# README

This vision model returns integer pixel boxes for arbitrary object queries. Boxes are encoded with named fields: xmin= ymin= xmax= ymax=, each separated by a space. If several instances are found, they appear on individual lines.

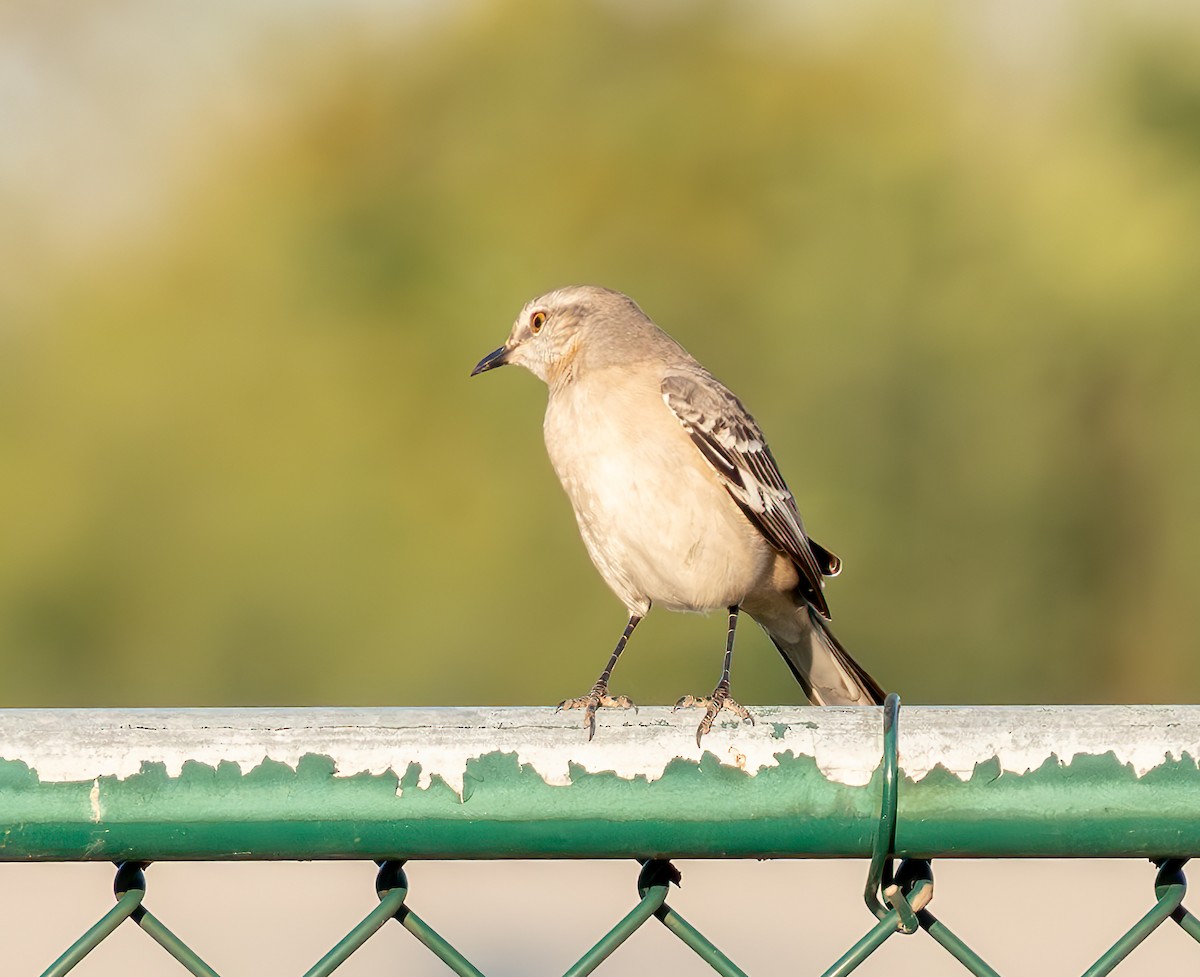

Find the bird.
xmin=471 ymin=285 xmax=885 ymax=745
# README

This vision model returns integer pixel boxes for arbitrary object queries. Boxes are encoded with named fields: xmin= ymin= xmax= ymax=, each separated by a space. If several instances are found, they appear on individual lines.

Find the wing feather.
xmin=662 ymin=369 xmax=834 ymax=618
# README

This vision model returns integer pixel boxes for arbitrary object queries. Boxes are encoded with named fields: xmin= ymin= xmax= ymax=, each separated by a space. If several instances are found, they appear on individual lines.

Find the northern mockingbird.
xmin=472 ymin=285 xmax=885 ymax=744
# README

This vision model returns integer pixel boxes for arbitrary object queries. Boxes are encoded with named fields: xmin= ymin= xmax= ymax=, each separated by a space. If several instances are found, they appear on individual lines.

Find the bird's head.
xmin=471 ymin=285 xmax=649 ymax=386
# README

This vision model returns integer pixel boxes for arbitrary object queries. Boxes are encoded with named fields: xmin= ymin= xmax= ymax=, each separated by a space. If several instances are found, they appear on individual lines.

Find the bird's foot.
xmin=674 ymin=684 xmax=756 ymax=747
xmin=557 ymin=683 xmax=637 ymax=741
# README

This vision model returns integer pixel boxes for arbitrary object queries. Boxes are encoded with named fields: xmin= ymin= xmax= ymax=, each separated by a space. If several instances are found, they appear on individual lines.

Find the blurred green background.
xmin=1 ymin=0 xmax=1198 ymax=709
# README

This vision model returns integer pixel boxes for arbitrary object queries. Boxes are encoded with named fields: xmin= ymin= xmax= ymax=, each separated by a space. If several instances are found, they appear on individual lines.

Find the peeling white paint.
xmin=88 ymin=778 xmax=101 ymax=822
xmin=1 ymin=705 xmax=1198 ymax=799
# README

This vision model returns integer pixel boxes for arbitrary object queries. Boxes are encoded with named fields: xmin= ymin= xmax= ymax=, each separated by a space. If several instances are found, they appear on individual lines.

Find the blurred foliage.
xmin=1 ymin=0 xmax=1198 ymax=707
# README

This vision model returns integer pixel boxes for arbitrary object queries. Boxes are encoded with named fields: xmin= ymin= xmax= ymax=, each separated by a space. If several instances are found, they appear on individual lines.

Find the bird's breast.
xmin=542 ymin=378 xmax=771 ymax=613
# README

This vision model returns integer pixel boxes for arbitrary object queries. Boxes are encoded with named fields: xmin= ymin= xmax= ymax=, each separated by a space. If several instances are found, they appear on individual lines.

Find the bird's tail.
xmin=760 ymin=604 xmax=885 ymax=706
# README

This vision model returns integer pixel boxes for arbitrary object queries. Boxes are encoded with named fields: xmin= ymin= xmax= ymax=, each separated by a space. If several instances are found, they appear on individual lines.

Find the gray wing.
xmin=662 ymin=369 xmax=835 ymax=618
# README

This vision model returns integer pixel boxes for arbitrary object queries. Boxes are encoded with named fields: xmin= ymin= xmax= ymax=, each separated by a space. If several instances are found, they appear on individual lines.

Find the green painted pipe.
xmin=1 ymin=705 xmax=1198 ymax=861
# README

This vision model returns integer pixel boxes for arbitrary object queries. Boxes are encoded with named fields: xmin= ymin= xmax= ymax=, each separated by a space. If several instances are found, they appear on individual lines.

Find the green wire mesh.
xmin=34 ymin=854 xmax=1200 ymax=976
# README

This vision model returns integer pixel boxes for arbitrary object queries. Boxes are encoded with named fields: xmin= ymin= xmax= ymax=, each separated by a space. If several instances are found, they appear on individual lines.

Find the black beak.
xmin=471 ymin=345 xmax=510 ymax=377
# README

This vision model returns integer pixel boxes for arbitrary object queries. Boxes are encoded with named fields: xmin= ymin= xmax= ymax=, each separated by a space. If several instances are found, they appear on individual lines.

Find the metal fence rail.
xmin=3 ymin=697 xmax=1200 ymax=975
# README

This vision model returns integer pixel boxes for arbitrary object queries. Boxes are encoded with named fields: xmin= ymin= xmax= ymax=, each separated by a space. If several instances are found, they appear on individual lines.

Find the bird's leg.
xmin=558 ymin=613 xmax=641 ymax=741
xmin=674 ymin=605 xmax=755 ymax=746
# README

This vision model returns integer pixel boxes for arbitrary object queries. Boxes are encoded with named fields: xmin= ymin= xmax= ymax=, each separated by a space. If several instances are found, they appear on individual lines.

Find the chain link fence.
xmin=6 ymin=696 xmax=1200 ymax=975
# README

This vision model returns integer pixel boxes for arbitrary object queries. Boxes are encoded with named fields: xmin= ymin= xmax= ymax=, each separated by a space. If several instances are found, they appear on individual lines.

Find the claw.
xmin=557 ymin=684 xmax=637 ymax=741
xmin=676 ymin=685 xmax=756 ymax=745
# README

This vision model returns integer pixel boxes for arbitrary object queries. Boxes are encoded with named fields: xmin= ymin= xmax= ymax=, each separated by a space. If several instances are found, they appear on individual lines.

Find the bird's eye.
xmin=530 ymin=311 xmax=546 ymax=334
